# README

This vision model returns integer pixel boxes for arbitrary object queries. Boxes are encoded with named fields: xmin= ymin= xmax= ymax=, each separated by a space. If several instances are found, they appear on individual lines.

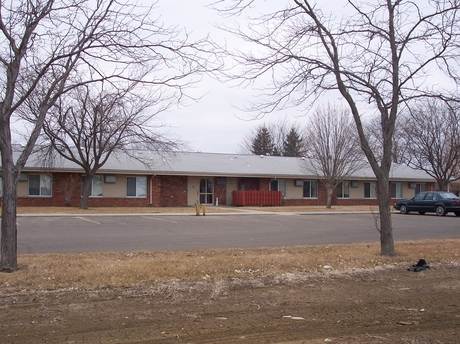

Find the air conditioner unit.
xmin=408 ymin=182 xmax=416 ymax=189
xmin=18 ymin=173 xmax=28 ymax=182
xmin=105 ymin=175 xmax=116 ymax=183
xmin=294 ymin=180 xmax=304 ymax=187
xmin=350 ymin=181 xmax=359 ymax=188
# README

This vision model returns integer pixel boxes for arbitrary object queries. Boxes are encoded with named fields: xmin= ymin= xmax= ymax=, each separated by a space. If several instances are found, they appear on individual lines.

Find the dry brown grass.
xmin=242 ymin=205 xmax=380 ymax=212
xmin=1 ymin=239 xmax=459 ymax=294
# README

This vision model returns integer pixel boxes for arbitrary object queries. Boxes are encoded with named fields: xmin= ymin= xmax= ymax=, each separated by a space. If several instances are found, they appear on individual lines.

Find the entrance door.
xmin=199 ymin=178 xmax=213 ymax=204
xmin=271 ymin=180 xmax=286 ymax=198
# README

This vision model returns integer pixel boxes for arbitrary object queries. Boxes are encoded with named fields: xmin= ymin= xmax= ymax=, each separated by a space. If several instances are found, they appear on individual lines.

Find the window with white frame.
xmin=81 ymin=175 xmax=103 ymax=197
xmin=271 ymin=180 xmax=286 ymax=198
xmin=127 ymin=176 xmax=147 ymax=197
xmin=303 ymin=180 xmax=318 ymax=198
xmin=28 ymin=174 xmax=52 ymax=196
xmin=364 ymin=182 xmax=377 ymax=199
xmin=337 ymin=181 xmax=350 ymax=198
xmin=391 ymin=182 xmax=403 ymax=199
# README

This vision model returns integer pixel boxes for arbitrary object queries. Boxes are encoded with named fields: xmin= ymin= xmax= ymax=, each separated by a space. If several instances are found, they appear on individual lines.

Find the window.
xmin=271 ymin=180 xmax=287 ymax=198
xmin=127 ymin=176 xmax=147 ymax=197
xmin=199 ymin=178 xmax=213 ymax=204
xmin=81 ymin=175 xmax=103 ymax=197
xmin=424 ymin=192 xmax=436 ymax=201
xmin=415 ymin=183 xmax=427 ymax=194
xmin=364 ymin=182 xmax=377 ymax=199
xmin=303 ymin=180 xmax=318 ymax=198
xmin=414 ymin=192 xmax=426 ymax=201
xmin=391 ymin=182 xmax=402 ymax=199
xmin=29 ymin=174 xmax=52 ymax=196
xmin=337 ymin=181 xmax=350 ymax=198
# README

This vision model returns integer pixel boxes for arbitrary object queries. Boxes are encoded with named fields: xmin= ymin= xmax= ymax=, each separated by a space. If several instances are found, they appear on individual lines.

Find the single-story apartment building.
xmin=1 ymin=150 xmax=435 ymax=208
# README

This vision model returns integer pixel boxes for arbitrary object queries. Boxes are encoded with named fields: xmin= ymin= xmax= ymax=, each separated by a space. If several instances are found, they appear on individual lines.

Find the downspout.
xmin=150 ymin=174 xmax=156 ymax=205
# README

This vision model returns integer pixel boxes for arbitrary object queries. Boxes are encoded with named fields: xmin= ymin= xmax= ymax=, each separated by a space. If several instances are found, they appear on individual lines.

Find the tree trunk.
xmin=326 ymin=186 xmax=333 ymax=209
xmin=437 ymin=179 xmax=449 ymax=191
xmin=377 ymin=176 xmax=395 ymax=256
xmin=1 ymin=157 xmax=19 ymax=272
xmin=80 ymin=175 xmax=92 ymax=209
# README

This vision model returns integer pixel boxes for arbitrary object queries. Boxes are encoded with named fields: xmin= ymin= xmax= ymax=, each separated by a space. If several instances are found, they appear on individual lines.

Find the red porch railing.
xmin=232 ymin=190 xmax=283 ymax=206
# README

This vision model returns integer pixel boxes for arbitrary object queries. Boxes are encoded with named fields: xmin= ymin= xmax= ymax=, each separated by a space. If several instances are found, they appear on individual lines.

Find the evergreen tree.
xmin=272 ymin=146 xmax=281 ymax=156
xmin=283 ymin=127 xmax=305 ymax=157
xmin=251 ymin=126 xmax=275 ymax=155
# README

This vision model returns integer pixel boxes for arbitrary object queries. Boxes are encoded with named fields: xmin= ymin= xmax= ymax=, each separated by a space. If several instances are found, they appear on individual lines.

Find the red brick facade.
xmin=17 ymin=173 xmax=81 ymax=207
xmin=214 ymin=178 xmax=227 ymax=206
xmin=157 ymin=175 xmax=188 ymax=207
xmin=238 ymin=177 xmax=262 ymax=191
xmin=13 ymin=173 xmax=188 ymax=208
xmin=4 ymin=172 xmax=436 ymax=208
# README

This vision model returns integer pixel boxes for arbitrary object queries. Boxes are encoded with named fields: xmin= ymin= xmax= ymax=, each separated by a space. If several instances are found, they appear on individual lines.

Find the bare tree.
xmin=32 ymin=82 xmax=182 ymax=209
xmin=0 ymin=0 xmax=217 ymax=271
xmin=213 ymin=0 xmax=460 ymax=255
xmin=401 ymin=99 xmax=460 ymax=191
xmin=301 ymin=104 xmax=365 ymax=208
xmin=364 ymin=115 xmax=407 ymax=165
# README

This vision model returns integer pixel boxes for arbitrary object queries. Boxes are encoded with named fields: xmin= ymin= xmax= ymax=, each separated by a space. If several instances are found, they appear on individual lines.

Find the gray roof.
xmin=14 ymin=150 xmax=434 ymax=182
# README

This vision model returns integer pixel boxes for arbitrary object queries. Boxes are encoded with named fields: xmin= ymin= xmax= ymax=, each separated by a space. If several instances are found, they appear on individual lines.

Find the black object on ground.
xmin=408 ymin=259 xmax=430 ymax=272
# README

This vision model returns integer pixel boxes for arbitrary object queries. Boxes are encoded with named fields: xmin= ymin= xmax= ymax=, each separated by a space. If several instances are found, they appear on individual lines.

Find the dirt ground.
xmin=0 ymin=264 xmax=459 ymax=343
xmin=1 ymin=207 xmax=458 ymax=343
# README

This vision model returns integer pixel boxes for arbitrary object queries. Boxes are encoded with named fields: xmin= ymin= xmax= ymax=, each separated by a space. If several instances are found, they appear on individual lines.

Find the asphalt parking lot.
xmin=16 ymin=212 xmax=460 ymax=254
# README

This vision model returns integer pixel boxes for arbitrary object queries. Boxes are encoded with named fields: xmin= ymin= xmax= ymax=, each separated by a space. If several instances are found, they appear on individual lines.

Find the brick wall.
xmin=17 ymin=172 xmax=81 ymax=207
xmin=214 ymin=177 xmax=227 ymax=206
xmin=10 ymin=173 xmax=189 ymax=208
xmin=150 ymin=176 xmax=162 ymax=207
xmin=159 ymin=175 xmax=187 ymax=207
xmin=260 ymin=178 xmax=271 ymax=190
xmin=5 ymin=171 xmax=436 ymax=209
xmin=16 ymin=172 xmax=155 ymax=208
xmin=238 ymin=178 xmax=260 ymax=191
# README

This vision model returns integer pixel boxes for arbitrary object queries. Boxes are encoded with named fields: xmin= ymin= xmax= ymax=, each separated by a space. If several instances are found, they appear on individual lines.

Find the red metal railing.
xmin=232 ymin=190 xmax=283 ymax=206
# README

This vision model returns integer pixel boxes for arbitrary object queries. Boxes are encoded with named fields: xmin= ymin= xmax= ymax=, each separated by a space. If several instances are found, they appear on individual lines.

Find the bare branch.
xmin=401 ymin=98 xmax=460 ymax=191
xmin=300 ymin=103 xmax=366 ymax=208
xmin=239 ymin=118 xmax=306 ymax=156
xmin=211 ymin=0 xmax=460 ymax=255
xmin=0 ymin=0 xmax=219 ymax=270
xmin=30 ymin=81 xmax=183 ymax=208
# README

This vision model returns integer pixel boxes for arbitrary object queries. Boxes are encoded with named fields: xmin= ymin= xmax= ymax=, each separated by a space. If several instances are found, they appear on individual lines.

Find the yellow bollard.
xmin=195 ymin=203 xmax=200 ymax=216
xmin=202 ymin=204 xmax=206 ymax=216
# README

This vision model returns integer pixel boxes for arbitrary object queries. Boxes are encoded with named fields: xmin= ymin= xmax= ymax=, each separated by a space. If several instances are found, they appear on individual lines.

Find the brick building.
xmin=1 ymin=150 xmax=435 ymax=208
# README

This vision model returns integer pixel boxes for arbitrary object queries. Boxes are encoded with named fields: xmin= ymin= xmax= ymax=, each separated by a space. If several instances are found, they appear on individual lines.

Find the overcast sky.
xmin=151 ymin=0 xmax=460 ymax=155
xmin=156 ymin=0 xmax=311 ymax=154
